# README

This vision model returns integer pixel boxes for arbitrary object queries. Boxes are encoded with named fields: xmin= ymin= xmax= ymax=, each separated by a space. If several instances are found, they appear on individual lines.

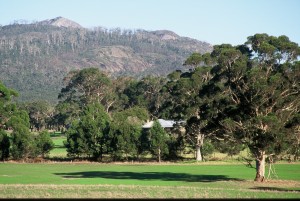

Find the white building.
xmin=142 ymin=119 xmax=184 ymax=129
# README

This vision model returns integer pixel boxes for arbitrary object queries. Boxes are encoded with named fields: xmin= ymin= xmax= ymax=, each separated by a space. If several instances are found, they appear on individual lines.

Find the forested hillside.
xmin=0 ymin=17 xmax=212 ymax=103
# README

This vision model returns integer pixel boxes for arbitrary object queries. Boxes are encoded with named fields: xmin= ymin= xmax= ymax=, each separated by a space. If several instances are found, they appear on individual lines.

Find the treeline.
xmin=0 ymin=33 xmax=300 ymax=181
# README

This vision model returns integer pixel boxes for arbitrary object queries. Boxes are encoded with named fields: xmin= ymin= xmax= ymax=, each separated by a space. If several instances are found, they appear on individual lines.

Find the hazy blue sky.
xmin=1 ymin=0 xmax=299 ymax=45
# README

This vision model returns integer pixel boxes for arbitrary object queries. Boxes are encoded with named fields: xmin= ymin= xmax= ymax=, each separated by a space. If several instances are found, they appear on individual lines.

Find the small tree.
xmin=35 ymin=130 xmax=54 ymax=158
xmin=149 ymin=120 xmax=169 ymax=162
xmin=10 ymin=123 xmax=33 ymax=160
xmin=7 ymin=110 xmax=32 ymax=160
xmin=64 ymin=103 xmax=110 ymax=160
xmin=109 ymin=107 xmax=149 ymax=161
xmin=64 ymin=120 xmax=87 ymax=158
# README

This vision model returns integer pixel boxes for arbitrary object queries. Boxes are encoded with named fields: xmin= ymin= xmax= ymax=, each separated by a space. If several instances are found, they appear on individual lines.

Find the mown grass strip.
xmin=0 ymin=163 xmax=299 ymax=198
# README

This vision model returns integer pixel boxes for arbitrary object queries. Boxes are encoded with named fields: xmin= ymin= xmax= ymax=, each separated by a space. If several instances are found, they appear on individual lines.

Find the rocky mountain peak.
xmin=151 ymin=30 xmax=179 ymax=40
xmin=38 ymin=16 xmax=83 ymax=29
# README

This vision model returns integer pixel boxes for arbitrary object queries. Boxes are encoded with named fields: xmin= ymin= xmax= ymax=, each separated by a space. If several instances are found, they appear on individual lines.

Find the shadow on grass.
xmin=250 ymin=187 xmax=300 ymax=192
xmin=54 ymin=171 xmax=244 ymax=182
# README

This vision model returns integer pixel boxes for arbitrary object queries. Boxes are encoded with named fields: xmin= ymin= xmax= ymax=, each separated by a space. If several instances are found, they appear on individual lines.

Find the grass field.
xmin=0 ymin=162 xmax=299 ymax=198
xmin=0 ymin=134 xmax=299 ymax=198
xmin=49 ymin=136 xmax=68 ymax=158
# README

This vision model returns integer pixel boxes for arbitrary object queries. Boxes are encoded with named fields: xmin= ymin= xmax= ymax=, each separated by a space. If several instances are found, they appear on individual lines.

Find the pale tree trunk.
xmin=158 ymin=147 xmax=161 ymax=163
xmin=195 ymin=134 xmax=204 ymax=161
xmin=254 ymin=150 xmax=266 ymax=182
xmin=196 ymin=145 xmax=202 ymax=161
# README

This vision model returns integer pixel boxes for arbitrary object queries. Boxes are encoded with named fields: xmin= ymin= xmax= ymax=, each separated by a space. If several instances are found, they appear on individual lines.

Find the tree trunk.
xmin=196 ymin=145 xmax=202 ymax=161
xmin=158 ymin=147 xmax=161 ymax=163
xmin=195 ymin=134 xmax=204 ymax=161
xmin=254 ymin=150 xmax=266 ymax=182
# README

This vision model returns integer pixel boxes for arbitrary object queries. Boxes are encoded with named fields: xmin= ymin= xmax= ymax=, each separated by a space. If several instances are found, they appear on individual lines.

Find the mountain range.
xmin=0 ymin=17 xmax=213 ymax=103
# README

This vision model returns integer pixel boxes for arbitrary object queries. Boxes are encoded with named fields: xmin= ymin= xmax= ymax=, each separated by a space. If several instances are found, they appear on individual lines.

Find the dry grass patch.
xmin=0 ymin=183 xmax=299 ymax=199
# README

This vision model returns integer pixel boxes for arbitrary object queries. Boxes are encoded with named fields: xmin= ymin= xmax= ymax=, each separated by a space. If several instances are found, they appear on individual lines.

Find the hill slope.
xmin=0 ymin=17 xmax=212 ymax=103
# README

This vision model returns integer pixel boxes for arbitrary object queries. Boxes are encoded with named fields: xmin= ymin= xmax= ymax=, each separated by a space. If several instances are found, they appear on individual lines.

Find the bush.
xmin=202 ymin=141 xmax=215 ymax=160
xmin=35 ymin=130 xmax=54 ymax=158
xmin=0 ymin=130 xmax=10 ymax=161
xmin=10 ymin=124 xmax=33 ymax=160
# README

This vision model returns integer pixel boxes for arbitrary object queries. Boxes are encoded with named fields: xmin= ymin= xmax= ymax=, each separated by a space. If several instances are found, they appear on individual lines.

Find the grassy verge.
xmin=0 ymin=162 xmax=299 ymax=198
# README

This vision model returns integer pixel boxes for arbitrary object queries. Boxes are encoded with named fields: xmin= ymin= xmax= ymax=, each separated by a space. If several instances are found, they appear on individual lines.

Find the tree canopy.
xmin=192 ymin=34 xmax=300 ymax=181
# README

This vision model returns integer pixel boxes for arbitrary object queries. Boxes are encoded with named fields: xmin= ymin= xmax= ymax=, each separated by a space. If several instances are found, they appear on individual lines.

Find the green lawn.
xmin=49 ymin=136 xmax=68 ymax=158
xmin=0 ymin=162 xmax=299 ymax=198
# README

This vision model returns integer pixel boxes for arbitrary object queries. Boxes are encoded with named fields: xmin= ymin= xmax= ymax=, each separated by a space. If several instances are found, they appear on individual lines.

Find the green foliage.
xmin=183 ymin=52 xmax=202 ymax=67
xmin=285 ymin=112 xmax=300 ymax=161
xmin=149 ymin=120 xmax=169 ymax=162
xmin=213 ymin=140 xmax=245 ymax=157
xmin=166 ymin=133 xmax=185 ymax=160
xmin=110 ymin=122 xmax=141 ymax=160
xmin=10 ymin=123 xmax=33 ymax=160
xmin=64 ymin=103 xmax=110 ymax=160
xmin=194 ymin=34 xmax=300 ymax=180
xmin=63 ymin=120 xmax=86 ymax=157
xmin=0 ymin=81 xmax=19 ymax=129
xmin=6 ymin=110 xmax=30 ymax=129
xmin=123 ymin=76 xmax=167 ymax=118
xmin=34 ymin=130 xmax=55 ymax=157
xmin=58 ymin=68 xmax=112 ymax=106
xmin=201 ymin=140 xmax=215 ymax=158
xmin=19 ymin=100 xmax=53 ymax=131
xmin=52 ymin=101 xmax=81 ymax=130
xmin=110 ymin=107 xmax=149 ymax=160
xmin=0 ymin=129 xmax=10 ymax=160
xmin=0 ymin=80 xmax=18 ymax=102
xmin=0 ymin=81 xmax=35 ymax=160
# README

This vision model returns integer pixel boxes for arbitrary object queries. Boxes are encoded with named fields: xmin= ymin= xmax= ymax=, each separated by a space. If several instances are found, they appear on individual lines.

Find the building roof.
xmin=142 ymin=119 xmax=177 ymax=128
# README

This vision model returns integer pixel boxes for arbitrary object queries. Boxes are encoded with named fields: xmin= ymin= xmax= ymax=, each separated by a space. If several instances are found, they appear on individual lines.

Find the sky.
xmin=1 ymin=0 xmax=299 ymax=46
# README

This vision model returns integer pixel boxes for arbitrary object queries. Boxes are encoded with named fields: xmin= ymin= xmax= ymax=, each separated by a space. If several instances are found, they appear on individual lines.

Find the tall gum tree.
xmin=198 ymin=34 xmax=300 ymax=181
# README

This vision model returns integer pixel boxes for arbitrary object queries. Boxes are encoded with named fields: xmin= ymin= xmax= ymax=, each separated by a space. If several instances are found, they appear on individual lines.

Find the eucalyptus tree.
xmin=55 ymin=68 xmax=114 ymax=131
xmin=123 ymin=76 xmax=167 ymax=118
xmin=57 ymin=68 xmax=113 ymax=113
xmin=20 ymin=100 xmax=54 ymax=131
xmin=197 ymin=34 xmax=300 ymax=181
xmin=160 ymin=65 xmax=213 ymax=161
xmin=51 ymin=101 xmax=81 ymax=131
